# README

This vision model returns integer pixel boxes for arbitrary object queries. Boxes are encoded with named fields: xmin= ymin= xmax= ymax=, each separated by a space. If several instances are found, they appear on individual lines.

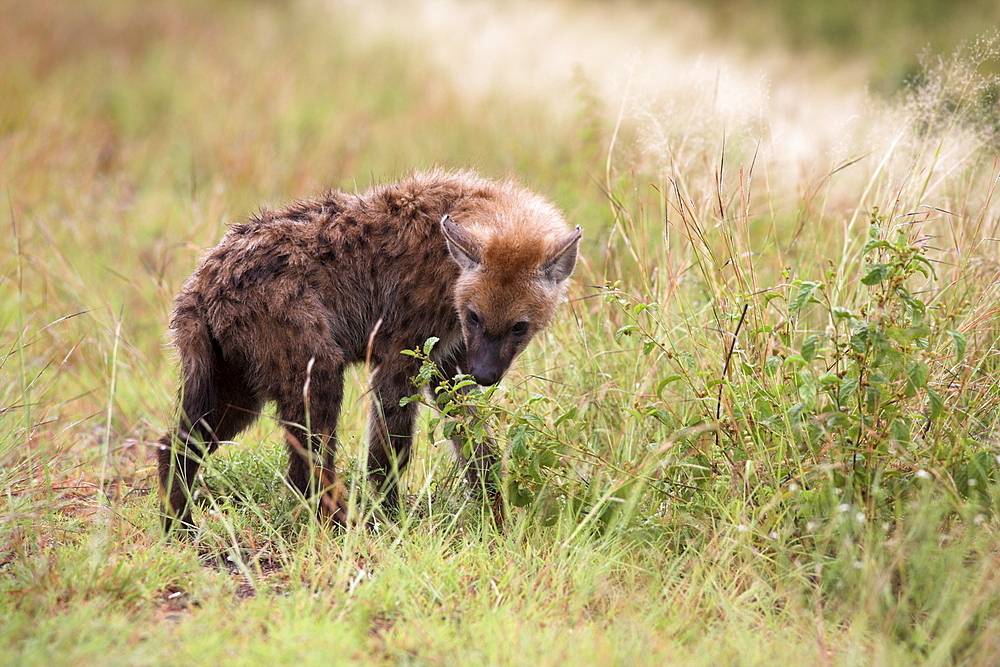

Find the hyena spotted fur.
xmin=158 ymin=169 xmax=581 ymax=532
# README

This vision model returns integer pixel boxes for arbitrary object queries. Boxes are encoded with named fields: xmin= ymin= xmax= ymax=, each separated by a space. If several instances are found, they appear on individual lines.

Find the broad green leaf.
xmin=785 ymin=402 xmax=805 ymax=423
xmin=764 ymin=356 xmax=782 ymax=375
xmin=656 ymin=375 xmax=683 ymax=398
xmin=554 ymin=407 xmax=578 ymax=427
xmin=826 ymin=412 xmax=851 ymax=429
xmin=913 ymin=253 xmax=937 ymax=279
xmin=801 ymin=334 xmax=820 ymax=362
xmin=861 ymin=263 xmax=890 ymax=285
xmin=453 ymin=378 xmax=478 ymax=390
xmin=649 ymin=408 xmax=671 ymax=424
xmin=536 ymin=447 xmax=558 ymax=469
xmin=869 ymin=330 xmax=891 ymax=356
xmin=633 ymin=302 xmax=657 ymax=315
xmin=890 ymin=419 xmax=911 ymax=444
xmin=863 ymin=239 xmax=892 ymax=252
xmin=399 ymin=394 xmax=422 ymax=407
xmin=615 ymin=324 xmax=638 ymax=341
xmin=886 ymin=326 xmax=907 ymax=344
xmin=905 ymin=360 xmax=929 ymax=396
xmin=790 ymin=281 xmax=822 ymax=314
xmin=896 ymin=289 xmax=925 ymax=315
xmin=818 ymin=372 xmax=840 ymax=385
xmin=927 ymin=386 xmax=944 ymax=421
xmin=783 ymin=354 xmax=806 ymax=368
xmin=907 ymin=323 xmax=931 ymax=341
xmin=423 ymin=336 xmax=440 ymax=354
xmin=510 ymin=431 xmax=529 ymax=459
xmin=507 ymin=478 xmax=534 ymax=507
xmin=831 ymin=306 xmax=853 ymax=319
xmin=442 ymin=420 xmax=462 ymax=439
xmin=797 ymin=370 xmax=817 ymax=408
xmin=838 ymin=374 xmax=860 ymax=404
xmin=849 ymin=325 xmax=870 ymax=353
xmin=417 ymin=363 xmax=436 ymax=381
xmin=947 ymin=330 xmax=967 ymax=363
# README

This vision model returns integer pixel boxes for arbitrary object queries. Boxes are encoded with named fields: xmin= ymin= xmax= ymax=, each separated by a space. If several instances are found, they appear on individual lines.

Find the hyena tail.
xmin=157 ymin=311 xmax=259 ymax=533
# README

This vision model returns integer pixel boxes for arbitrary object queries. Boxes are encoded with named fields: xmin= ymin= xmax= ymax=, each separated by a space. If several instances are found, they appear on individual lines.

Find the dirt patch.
xmin=204 ymin=555 xmax=287 ymax=600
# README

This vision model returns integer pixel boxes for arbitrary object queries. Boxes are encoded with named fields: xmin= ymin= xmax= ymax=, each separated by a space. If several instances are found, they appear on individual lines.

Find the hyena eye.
xmin=512 ymin=321 xmax=529 ymax=336
xmin=467 ymin=310 xmax=482 ymax=327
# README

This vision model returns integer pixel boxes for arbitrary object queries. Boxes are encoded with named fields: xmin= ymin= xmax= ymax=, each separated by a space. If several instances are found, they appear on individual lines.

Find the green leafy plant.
xmin=605 ymin=205 xmax=997 ymax=528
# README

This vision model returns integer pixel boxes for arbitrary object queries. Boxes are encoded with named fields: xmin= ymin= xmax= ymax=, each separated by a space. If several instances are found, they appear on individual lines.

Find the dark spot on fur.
xmin=234 ymin=254 xmax=290 ymax=289
xmin=263 ymin=252 xmax=290 ymax=275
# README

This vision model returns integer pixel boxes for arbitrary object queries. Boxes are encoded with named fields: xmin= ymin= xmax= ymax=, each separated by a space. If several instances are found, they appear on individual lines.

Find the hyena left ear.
xmin=441 ymin=215 xmax=482 ymax=271
xmin=542 ymin=226 xmax=582 ymax=283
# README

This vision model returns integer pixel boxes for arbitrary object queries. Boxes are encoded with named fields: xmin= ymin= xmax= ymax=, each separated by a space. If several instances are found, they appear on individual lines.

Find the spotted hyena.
xmin=158 ymin=169 xmax=581 ymax=532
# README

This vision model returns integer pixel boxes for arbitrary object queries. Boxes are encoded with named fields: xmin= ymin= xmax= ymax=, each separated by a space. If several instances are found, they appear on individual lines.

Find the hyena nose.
xmin=470 ymin=363 xmax=503 ymax=386
xmin=474 ymin=370 xmax=501 ymax=386
xmin=467 ymin=343 xmax=509 ymax=386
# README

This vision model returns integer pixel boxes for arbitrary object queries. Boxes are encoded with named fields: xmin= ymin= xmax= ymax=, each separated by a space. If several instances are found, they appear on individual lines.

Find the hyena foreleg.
xmin=367 ymin=362 xmax=420 ymax=518
xmin=278 ymin=357 xmax=349 ymax=525
xmin=432 ymin=356 xmax=504 ymax=527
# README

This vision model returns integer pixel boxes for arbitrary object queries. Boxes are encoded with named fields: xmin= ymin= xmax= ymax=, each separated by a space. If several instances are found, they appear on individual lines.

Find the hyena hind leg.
xmin=158 ymin=378 xmax=262 ymax=534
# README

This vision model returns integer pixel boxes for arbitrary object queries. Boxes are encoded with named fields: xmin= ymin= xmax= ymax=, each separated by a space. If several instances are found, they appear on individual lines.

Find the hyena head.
xmin=441 ymin=209 xmax=581 ymax=386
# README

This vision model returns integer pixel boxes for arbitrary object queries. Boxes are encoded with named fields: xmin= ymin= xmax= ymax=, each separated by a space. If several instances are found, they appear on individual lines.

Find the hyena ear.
xmin=441 ymin=215 xmax=482 ymax=271
xmin=542 ymin=226 xmax=582 ymax=283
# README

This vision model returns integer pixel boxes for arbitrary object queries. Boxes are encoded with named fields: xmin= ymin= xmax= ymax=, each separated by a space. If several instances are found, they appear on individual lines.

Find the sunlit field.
xmin=3 ymin=1 xmax=1000 ymax=665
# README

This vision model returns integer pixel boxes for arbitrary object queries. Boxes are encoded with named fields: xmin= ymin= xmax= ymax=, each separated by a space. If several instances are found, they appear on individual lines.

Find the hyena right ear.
xmin=441 ymin=215 xmax=482 ymax=271
xmin=542 ymin=226 xmax=582 ymax=283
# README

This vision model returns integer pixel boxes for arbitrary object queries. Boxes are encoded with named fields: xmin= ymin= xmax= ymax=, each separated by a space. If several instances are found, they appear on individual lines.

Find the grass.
xmin=3 ymin=0 xmax=1000 ymax=665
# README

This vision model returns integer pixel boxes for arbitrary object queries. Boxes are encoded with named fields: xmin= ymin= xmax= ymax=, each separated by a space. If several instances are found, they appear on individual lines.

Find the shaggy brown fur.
xmin=157 ymin=169 xmax=581 ymax=532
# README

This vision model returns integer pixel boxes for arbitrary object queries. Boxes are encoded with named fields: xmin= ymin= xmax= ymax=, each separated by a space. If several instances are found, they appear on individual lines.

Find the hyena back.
xmin=158 ymin=169 xmax=581 ymax=532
